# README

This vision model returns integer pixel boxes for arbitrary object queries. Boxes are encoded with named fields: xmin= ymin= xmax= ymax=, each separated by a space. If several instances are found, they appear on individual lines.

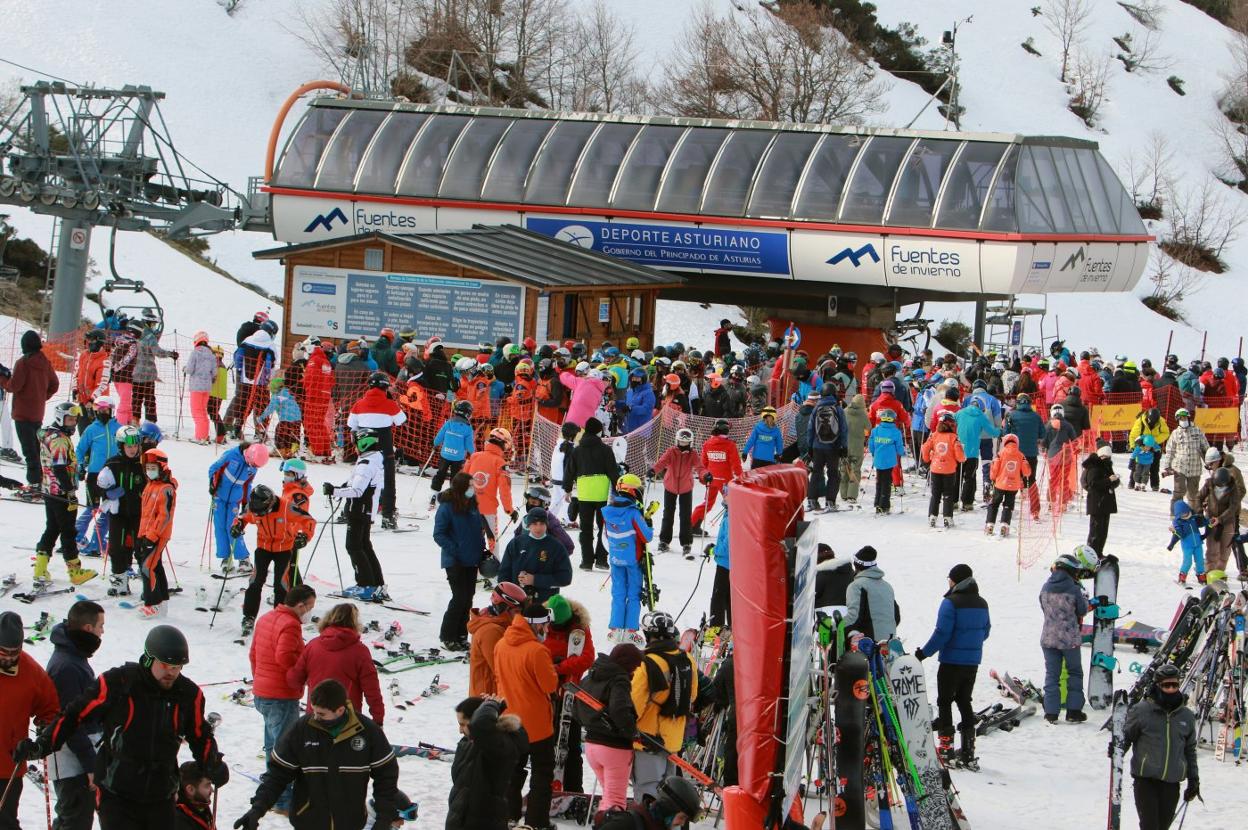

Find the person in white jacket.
xmin=324 ymin=429 xmax=387 ymax=601
xmin=182 ymin=332 xmax=218 ymax=444
xmin=549 ymin=421 xmax=578 ymax=526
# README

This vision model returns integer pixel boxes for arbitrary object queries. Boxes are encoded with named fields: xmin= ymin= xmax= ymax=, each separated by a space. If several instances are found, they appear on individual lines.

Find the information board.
xmin=289 ymin=265 xmax=524 ymax=348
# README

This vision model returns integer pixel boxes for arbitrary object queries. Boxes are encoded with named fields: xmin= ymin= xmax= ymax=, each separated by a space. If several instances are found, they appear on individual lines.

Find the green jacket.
xmin=211 ymin=365 xmax=228 ymax=399
xmin=844 ymin=394 xmax=870 ymax=458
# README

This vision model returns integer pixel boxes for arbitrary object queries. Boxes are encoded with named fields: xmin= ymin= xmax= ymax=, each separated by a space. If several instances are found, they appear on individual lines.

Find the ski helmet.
xmin=615 ymin=473 xmax=643 ymax=499
xmin=368 ymin=371 xmax=391 ymax=390
xmin=281 ymin=458 xmax=308 ymax=478
xmin=878 ymin=408 xmax=896 ymax=422
xmin=354 ymin=428 xmax=379 ymax=453
xmin=656 ymin=776 xmax=703 ymax=821
xmin=51 ymin=402 xmax=81 ymax=429
xmin=712 ymin=418 xmax=730 ymax=436
xmin=142 ymin=625 xmax=190 ymax=667
xmin=664 ymin=373 xmax=681 ymax=389
xmin=139 ymin=421 xmax=163 ymax=447
xmin=243 ymin=443 xmax=270 ymax=467
xmin=479 ymin=552 xmax=500 ymax=579
xmin=1175 ymin=408 xmax=1191 ymax=420
xmin=676 ymin=428 xmax=694 ymax=447
xmin=453 ymin=400 xmax=473 ymax=419
xmin=1067 ymin=544 xmax=1100 ymax=572
xmin=491 ymin=581 xmax=527 ymax=609
xmin=249 ymin=484 xmax=277 ymax=514
xmin=524 ymin=484 xmax=552 ymax=507
xmin=759 ymin=405 xmax=777 ymax=422
xmin=259 ymin=320 xmax=278 ymax=336
xmin=642 ymin=610 xmax=679 ymax=643
xmin=488 ymin=427 xmax=514 ymax=455
xmin=1049 ymin=404 xmax=1065 ymax=418
xmin=117 ymin=424 xmax=141 ymax=448
xmin=1155 ymin=663 xmax=1181 ymax=684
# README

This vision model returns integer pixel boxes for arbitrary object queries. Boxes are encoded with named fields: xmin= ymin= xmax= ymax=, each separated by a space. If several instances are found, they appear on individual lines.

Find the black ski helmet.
xmin=142 ymin=625 xmax=190 ymax=667
xmin=642 ymin=610 xmax=678 ymax=643
xmin=368 ymin=371 xmax=391 ymax=390
xmin=656 ymin=776 xmax=703 ymax=821
xmin=712 ymin=418 xmax=730 ymax=436
xmin=249 ymin=484 xmax=277 ymax=514
xmin=453 ymin=400 xmax=473 ymax=419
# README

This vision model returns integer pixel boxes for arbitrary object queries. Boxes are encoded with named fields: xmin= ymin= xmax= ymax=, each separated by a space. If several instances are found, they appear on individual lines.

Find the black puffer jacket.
xmin=577 ymin=655 xmax=638 ymax=750
xmin=1082 ymin=454 xmax=1119 ymax=516
xmin=446 ymin=699 xmax=528 ymax=830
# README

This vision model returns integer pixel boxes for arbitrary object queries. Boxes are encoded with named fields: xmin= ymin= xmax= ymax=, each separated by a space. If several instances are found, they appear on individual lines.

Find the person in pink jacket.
xmin=650 ymin=428 xmax=704 ymax=556
xmin=286 ymin=602 xmax=385 ymax=725
xmin=560 ymin=364 xmax=609 ymax=428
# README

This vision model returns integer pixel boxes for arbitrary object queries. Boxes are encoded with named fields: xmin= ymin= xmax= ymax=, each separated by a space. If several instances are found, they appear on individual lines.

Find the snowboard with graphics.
xmin=887 ymin=653 xmax=955 ymax=830
xmin=833 ymin=650 xmax=868 ymax=830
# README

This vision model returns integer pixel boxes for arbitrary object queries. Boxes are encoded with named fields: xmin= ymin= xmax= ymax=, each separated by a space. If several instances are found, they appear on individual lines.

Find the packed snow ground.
xmin=4 ymin=430 xmax=1242 ymax=829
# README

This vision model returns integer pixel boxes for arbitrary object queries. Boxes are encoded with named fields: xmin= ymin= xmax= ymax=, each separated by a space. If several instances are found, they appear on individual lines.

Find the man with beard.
xmin=46 ymin=601 xmax=107 ymax=830
xmin=0 ymin=610 xmax=60 ymax=829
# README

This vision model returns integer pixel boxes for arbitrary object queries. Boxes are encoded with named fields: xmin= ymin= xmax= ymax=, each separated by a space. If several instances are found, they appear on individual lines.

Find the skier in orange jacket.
xmin=464 ymin=427 xmax=518 ymax=545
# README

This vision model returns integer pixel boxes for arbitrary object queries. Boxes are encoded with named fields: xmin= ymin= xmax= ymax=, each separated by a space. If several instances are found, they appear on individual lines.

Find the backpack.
xmin=815 ymin=404 xmax=841 ymax=443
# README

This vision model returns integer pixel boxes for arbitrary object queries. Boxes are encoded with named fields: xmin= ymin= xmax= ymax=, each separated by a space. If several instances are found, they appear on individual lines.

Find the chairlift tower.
xmin=0 ymin=81 xmax=266 ymax=337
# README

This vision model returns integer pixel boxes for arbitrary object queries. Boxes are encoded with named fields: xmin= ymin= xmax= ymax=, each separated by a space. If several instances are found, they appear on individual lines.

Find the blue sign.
xmin=301 ymin=282 xmax=337 ymax=296
xmin=344 ymin=272 xmax=523 ymax=348
xmin=526 ymin=218 xmax=789 ymax=275
xmin=1010 ymin=320 xmax=1022 ymax=346
xmin=828 ymin=243 xmax=880 ymax=267
xmin=304 ymin=207 xmax=348 ymax=234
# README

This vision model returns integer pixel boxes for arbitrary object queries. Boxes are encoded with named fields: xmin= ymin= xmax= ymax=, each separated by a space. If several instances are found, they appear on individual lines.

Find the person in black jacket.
xmin=577 ymin=644 xmax=643 ymax=817
xmin=19 ymin=625 xmax=227 ymax=830
xmin=1061 ymin=388 xmax=1090 ymax=435
xmin=98 ymin=426 xmax=145 ymax=596
xmin=1083 ymin=443 xmax=1120 ymax=556
xmin=173 ymin=762 xmax=216 ymax=830
xmin=447 ymin=695 xmax=528 ymax=830
xmin=234 ymin=679 xmax=398 ymax=830
xmin=235 ymin=311 xmax=267 ymax=348
xmin=421 ymin=344 xmax=453 ymax=395
xmin=46 ymin=600 xmax=106 ymax=830
xmin=563 ymin=418 xmax=619 ymax=570
xmin=814 ymin=544 xmax=854 ymax=609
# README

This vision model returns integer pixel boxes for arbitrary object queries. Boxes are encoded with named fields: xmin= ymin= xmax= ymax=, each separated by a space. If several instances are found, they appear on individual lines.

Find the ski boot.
xmin=875 ymin=506 xmax=889 ymax=515
xmin=1066 ymin=710 xmax=1088 ymax=723
xmin=66 ymin=558 xmax=97 ymax=586
xmin=441 ymin=637 xmax=469 ymax=652
xmin=806 ymin=498 xmax=821 ymax=513
xmin=657 ymin=541 xmax=670 ymax=553
xmin=999 ymin=523 xmax=1010 ymax=537
xmin=984 ymin=524 xmax=994 ymax=536
xmin=1177 ymin=571 xmax=1188 ymax=585
xmin=1044 ymin=713 xmax=1059 ymax=724
xmin=936 ymin=734 xmax=956 ymax=765
xmin=373 ymin=585 xmax=391 ymax=601
xmin=629 ymin=630 xmax=646 ymax=646
xmin=1197 ymin=572 xmax=1208 ymax=584
xmin=33 ymin=552 xmax=51 ymax=586
xmin=427 ymin=493 xmax=438 ymax=510
xmin=959 ymin=502 xmax=974 ymax=513
xmin=138 ymin=603 xmax=166 ymax=619
xmin=943 ymin=517 xmax=954 ymax=529
xmin=380 ymin=514 xmax=398 ymax=531
xmin=606 ymin=628 xmax=622 ymax=645
xmin=16 ymin=484 xmax=42 ymax=502
xmin=107 ymin=573 xmax=130 ymax=596
xmin=236 ymin=559 xmax=253 ymax=575
xmin=241 ymin=616 xmax=255 ymax=636
xmin=929 ymin=516 xmax=937 ymax=528
xmin=219 ymin=557 xmax=235 ymax=575
xmin=0 ymin=447 xmax=20 ymax=462
xmin=958 ymin=731 xmax=979 ymax=771
xmin=682 ymin=545 xmax=692 ymax=560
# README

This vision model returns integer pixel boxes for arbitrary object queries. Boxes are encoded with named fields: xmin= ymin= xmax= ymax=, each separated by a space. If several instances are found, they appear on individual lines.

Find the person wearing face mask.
xmin=74 ymin=397 xmax=120 ymax=558
xmin=1199 ymin=467 xmax=1239 ymax=573
xmin=248 ymin=584 xmax=317 ymax=818
xmin=233 ymin=482 xmax=316 ymax=637
xmin=0 ymin=610 xmax=60 ymax=830
xmin=619 ymin=368 xmax=656 ymax=434
xmin=173 ymin=762 xmax=217 ymax=830
xmin=498 ymin=508 xmax=573 ymax=604
xmin=96 ymin=425 xmax=144 ymax=596
xmin=233 ymin=679 xmax=398 ymax=830
xmin=18 ymin=625 xmax=228 ymax=830
xmin=495 ymin=602 xmax=560 ymax=830
xmin=1123 ymin=664 xmax=1199 ymax=830
xmin=134 ymin=448 xmax=177 ymax=619
xmin=46 ymin=601 xmax=107 ymax=830
xmin=1162 ymin=408 xmax=1209 ymax=508
xmin=74 ymin=330 xmax=108 ymax=436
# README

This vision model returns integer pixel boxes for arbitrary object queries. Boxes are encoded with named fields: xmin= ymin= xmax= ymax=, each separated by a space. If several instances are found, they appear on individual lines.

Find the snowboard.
xmin=551 ymin=629 xmax=586 ymax=791
xmin=1087 ymin=554 xmax=1120 ymax=710
xmin=1080 ymin=620 xmax=1165 ymax=652
xmin=833 ymin=650 xmax=869 ymax=830
xmin=887 ymin=654 xmax=954 ymax=830
xmin=1106 ymin=689 xmax=1129 ymax=830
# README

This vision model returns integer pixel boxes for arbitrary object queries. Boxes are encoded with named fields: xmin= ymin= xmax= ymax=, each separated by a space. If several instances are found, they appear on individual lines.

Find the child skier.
xmin=1131 ymin=435 xmax=1158 ymax=491
xmin=429 ymin=399 xmax=475 ymax=508
xmin=324 ymin=428 xmax=388 ymax=600
xmin=136 ymin=448 xmax=177 ymax=618
xmin=986 ymin=434 xmax=1031 ymax=536
xmin=1167 ymin=500 xmax=1206 ymax=585
xmin=208 ymin=441 xmax=270 ymax=574
xmin=691 ymin=418 xmax=743 ymax=534
xmin=232 ymin=481 xmax=315 ymax=635
xmin=97 ymin=425 xmax=144 ymax=596
xmin=868 ymin=409 xmax=905 ymax=514
xmin=260 ymin=378 xmax=303 ymax=459
xmin=34 ymin=403 xmax=97 ymax=587
xmin=743 ymin=406 xmax=784 ymax=469
xmin=602 ymin=473 xmax=653 ymax=645
xmin=463 ymin=427 xmax=518 ymax=544
xmin=522 ymin=483 xmax=575 ymax=558
xmin=651 ymin=428 xmax=703 ymax=557
xmin=922 ymin=411 xmax=966 ymax=528
xmin=75 ymin=397 xmax=120 ymax=556
xmin=549 ymin=421 xmax=579 ymax=527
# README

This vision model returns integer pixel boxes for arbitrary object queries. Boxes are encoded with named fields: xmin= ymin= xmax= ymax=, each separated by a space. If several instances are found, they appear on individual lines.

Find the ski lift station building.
xmin=259 ymin=97 xmax=1150 ymax=353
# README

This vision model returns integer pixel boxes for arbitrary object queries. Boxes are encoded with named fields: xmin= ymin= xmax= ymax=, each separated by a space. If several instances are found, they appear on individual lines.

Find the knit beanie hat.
xmin=0 ymin=611 xmax=23 ymax=649
xmin=853 ymin=546 xmax=878 ymax=568
xmin=19 ymin=330 xmax=41 ymax=355
xmin=584 ymin=417 xmax=603 ymax=436
xmin=545 ymin=594 xmax=572 ymax=625
xmin=948 ymin=564 xmax=973 ymax=584
xmin=522 ymin=603 xmax=551 ymax=625
xmin=609 ymin=643 xmax=644 ymax=674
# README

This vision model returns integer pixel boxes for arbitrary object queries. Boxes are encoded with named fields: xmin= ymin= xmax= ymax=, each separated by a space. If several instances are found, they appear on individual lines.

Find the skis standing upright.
xmin=1105 ymin=689 xmax=1129 ymax=830
xmin=1087 ymin=554 xmax=1120 ymax=710
xmin=834 ymin=650 xmax=869 ymax=830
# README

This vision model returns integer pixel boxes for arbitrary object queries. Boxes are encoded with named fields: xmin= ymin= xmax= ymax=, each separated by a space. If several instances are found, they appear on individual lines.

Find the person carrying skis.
xmin=1039 ymin=548 xmax=1094 ymax=723
xmin=446 ymin=695 xmax=528 ymax=830
xmin=807 ymin=385 xmax=848 ymax=512
xmin=46 ymin=600 xmax=106 ymax=830
xmin=468 ymin=582 xmax=528 ymax=696
xmin=691 ymin=418 xmax=742 ymax=534
xmin=324 ymin=429 xmax=388 ymax=600
xmin=33 ymin=402 xmax=97 ymax=588
xmin=923 ymin=411 xmax=966 ymax=528
xmin=494 ymin=602 xmax=560 ymax=830
xmin=429 ymin=399 xmax=475 ymax=509
xmin=542 ymin=594 xmax=594 ymax=797
xmin=74 ymin=397 xmax=120 ymax=557
xmin=630 ymin=612 xmax=698 ymax=802
xmin=134 ymin=448 xmax=177 ymax=619
xmin=603 ymin=474 xmax=654 ymax=645
xmin=867 ymin=409 xmax=904 ymax=514
xmin=651 ymin=427 xmax=702 ymax=556
xmin=915 ymin=563 xmax=991 ymax=770
xmin=232 ymin=481 xmax=315 ymax=634
xmin=498 ymin=508 xmax=573 ymax=603
xmin=173 ymin=762 xmax=217 ymax=830
xmin=1123 ymin=664 xmax=1200 ymax=830
xmin=464 ymin=427 xmax=518 ymax=544
xmin=207 ymin=441 xmax=270 ymax=574
xmin=986 ymin=433 xmax=1031 ymax=536
xmin=348 ymin=371 xmax=406 ymax=529
xmin=17 ymin=625 xmax=228 ymax=830
xmin=1167 ymin=500 xmax=1206 ymax=586
xmin=1162 ymin=408 xmax=1208 ymax=507
xmin=0 ymin=610 xmax=61 ymax=828
xmin=232 ymin=678 xmax=398 ymax=830
xmin=1082 ymin=443 xmax=1120 ymax=556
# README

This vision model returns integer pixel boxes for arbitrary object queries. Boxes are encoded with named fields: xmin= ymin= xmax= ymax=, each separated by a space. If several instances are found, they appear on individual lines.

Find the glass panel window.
xmin=481 ymin=119 xmax=555 ymax=202
xmin=314 ymin=110 xmax=388 ymax=192
xmin=524 ymin=121 xmax=598 ymax=205
xmin=1074 ymin=148 xmax=1117 ymax=233
xmin=439 ymin=118 xmax=512 ymax=199
xmin=840 ymin=136 xmax=912 ymax=224
xmin=700 ymin=131 xmax=773 ymax=217
xmin=1025 ymin=146 xmax=1073 ymax=233
xmin=655 ymin=129 xmax=729 ymax=214
xmin=273 ymin=107 xmax=348 ymax=188
xmin=935 ymin=142 xmax=1007 ymax=230
xmin=567 ymin=123 xmax=642 ymax=207
xmin=1097 ymin=154 xmax=1147 ymax=235
xmin=355 ymin=112 xmax=427 ymax=194
xmin=747 ymin=132 xmax=820 ymax=217
xmin=611 ymin=125 xmax=685 ymax=210
xmin=395 ymin=114 xmax=471 ymax=196
xmin=1052 ymin=147 xmax=1092 ymax=231
xmin=886 ymin=139 xmax=961 ymax=227
xmin=791 ymin=135 xmax=860 ymax=220
xmin=982 ymin=146 xmax=1022 ymax=232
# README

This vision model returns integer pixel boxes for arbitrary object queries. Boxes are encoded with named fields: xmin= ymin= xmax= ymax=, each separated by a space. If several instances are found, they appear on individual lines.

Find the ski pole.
xmin=328 ymin=500 xmax=346 ymax=592
xmin=208 ymin=535 xmax=240 ymax=630
xmin=201 ymin=500 xmax=215 ymax=571
xmin=300 ymin=498 xmax=342 ymax=576
xmin=42 ymin=759 xmax=52 ymax=830
xmin=162 ymin=545 xmax=180 ymax=590
xmin=0 ymin=768 xmax=18 ymax=814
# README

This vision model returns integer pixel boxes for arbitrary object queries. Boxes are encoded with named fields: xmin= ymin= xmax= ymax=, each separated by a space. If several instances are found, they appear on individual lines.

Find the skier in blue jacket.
xmin=75 ymin=398 xmax=120 ymax=555
xmin=618 ymin=369 xmax=656 ymax=434
xmin=1167 ymin=500 xmax=1206 ymax=585
xmin=868 ymin=409 xmax=904 ymax=514
xmin=208 ymin=441 xmax=270 ymax=572
xmin=601 ymin=474 xmax=653 ymax=645
xmin=743 ymin=406 xmax=784 ymax=469
xmin=429 ymin=400 xmax=476 ymax=507
xmin=1005 ymin=393 xmax=1045 ymax=519
xmin=955 ymin=397 xmax=1000 ymax=510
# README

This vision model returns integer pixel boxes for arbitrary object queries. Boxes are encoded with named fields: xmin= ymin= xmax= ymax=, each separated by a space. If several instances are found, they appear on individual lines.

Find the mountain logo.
xmin=303 ymin=207 xmax=348 ymax=234
xmin=554 ymin=224 xmax=595 ymax=248
xmin=827 ymin=243 xmax=880 ymax=268
xmin=1059 ymin=246 xmax=1087 ymax=272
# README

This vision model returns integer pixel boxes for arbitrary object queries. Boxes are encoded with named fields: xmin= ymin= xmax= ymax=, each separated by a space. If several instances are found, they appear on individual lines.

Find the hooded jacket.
xmin=74 ymin=346 xmax=107 ymax=405
xmin=918 ymin=577 xmax=991 ymax=666
xmin=250 ymin=604 xmax=307 ymax=700
xmin=1 ymin=332 xmax=59 ymax=422
xmin=494 ymin=615 xmax=560 ymax=742
xmin=287 ymin=626 xmax=384 ymax=726
xmin=467 ymin=607 xmax=517 ymax=697
xmin=867 ymin=420 xmax=904 ymax=469
xmin=433 ymin=415 xmax=475 ymax=462
xmin=955 ymin=404 xmax=1000 ymax=459
xmin=446 ymin=699 xmax=527 ymax=830
xmin=543 ymin=599 xmax=595 ymax=684
xmin=433 ymin=493 xmax=487 ymax=568
xmin=559 ymin=371 xmax=608 ymax=428
xmin=463 ymin=442 xmax=514 ymax=516
xmin=743 ymin=419 xmax=784 ymax=462
xmin=1082 ymin=454 xmax=1120 ymax=516
xmin=621 ymin=382 xmax=656 ymax=433
xmin=652 ymin=444 xmax=704 ymax=495
xmin=843 ymin=394 xmax=870 ymax=457
xmin=814 ymin=557 xmax=854 ymax=608
xmin=809 ymin=392 xmax=850 ymax=452
xmin=1004 ymin=399 xmax=1044 ymax=458
xmin=497 ymin=529 xmax=573 ymax=601
xmin=133 ymin=329 xmax=173 ymax=384
xmin=1039 ymin=568 xmax=1088 ymax=650
xmin=922 ymin=429 xmax=966 ymax=475
xmin=990 ymin=436 xmax=1032 ymax=491
xmin=234 ymin=330 xmax=276 ymax=387
xmin=1199 ymin=475 xmax=1239 ymax=541
xmin=46 ymin=624 xmax=101 ymax=781
xmin=701 ymin=434 xmax=743 ymax=482
xmin=1124 ymin=691 xmax=1199 ymax=785
xmin=844 ymin=567 xmax=900 ymax=641
xmin=1060 ymin=393 xmax=1090 ymax=433
xmin=183 ymin=343 xmax=218 ymax=393
xmin=208 ymin=445 xmax=257 ymax=506
xmin=602 ymin=494 xmax=654 ymax=568
xmin=1128 ymin=410 xmax=1171 ymax=448
xmin=565 ymin=431 xmax=618 ymax=501
xmin=577 ymin=654 xmax=640 ymax=750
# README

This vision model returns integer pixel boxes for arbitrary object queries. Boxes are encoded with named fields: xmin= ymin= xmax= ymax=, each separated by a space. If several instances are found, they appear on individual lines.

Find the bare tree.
xmin=1143 ymin=251 xmax=1204 ymax=321
xmin=652 ymin=2 xmax=739 ymax=118
xmin=1066 ymin=50 xmax=1111 ymax=127
xmin=1118 ymin=0 xmax=1165 ymax=31
xmin=1042 ymin=0 xmax=1094 ymax=82
xmin=292 ymin=0 xmax=420 ymax=94
xmin=1120 ymin=132 xmax=1173 ymax=218
xmin=1212 ymin=117 xmax=1248 ymax=192
xmin=1162 ymin=178 xmax=1246 ymax=273
xmin=1117 ymin=28 xmax=1171 ymax=73
xmin=550 ymin=0 xmax=647 ymax=112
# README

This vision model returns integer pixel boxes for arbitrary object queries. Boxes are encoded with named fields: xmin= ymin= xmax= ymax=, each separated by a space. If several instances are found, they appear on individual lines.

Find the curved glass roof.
xmin=276 ymin=101 xmax=1146 ymax=236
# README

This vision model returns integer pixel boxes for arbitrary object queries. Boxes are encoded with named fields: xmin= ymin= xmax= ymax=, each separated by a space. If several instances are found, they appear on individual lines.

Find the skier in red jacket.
xmin=542 ymin=594 xmax=594 ymax=797
xmin=691 ymin=419 xmax=742 ymax=534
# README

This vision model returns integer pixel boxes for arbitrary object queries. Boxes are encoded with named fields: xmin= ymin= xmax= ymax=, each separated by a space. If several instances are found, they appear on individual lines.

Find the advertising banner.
xmin=1195 ymin=407 xmax=1240 ymax=435
xmin=1092 ymin=402 xmax=1142 ymax=432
